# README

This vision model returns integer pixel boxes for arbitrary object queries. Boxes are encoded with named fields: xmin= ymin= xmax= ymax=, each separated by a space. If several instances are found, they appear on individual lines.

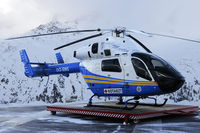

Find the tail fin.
xmin=19 ymin=49 xmax=34 ymax=77
xmin=56 ymin=52 xmax=64 ymax=64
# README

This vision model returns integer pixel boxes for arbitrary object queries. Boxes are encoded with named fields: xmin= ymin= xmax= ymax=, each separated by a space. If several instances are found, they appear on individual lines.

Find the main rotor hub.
xmin=113 ymin=27 xmax=126 ymax=37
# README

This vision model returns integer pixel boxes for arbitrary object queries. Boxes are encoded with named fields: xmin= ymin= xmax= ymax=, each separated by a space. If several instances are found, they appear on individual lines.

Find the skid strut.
xmin=124 ymin=98 xmax=139 ymax=110
xmin=87 ymin=95 xmax=126 ymax=109
xmin=118 ymin=96 xmax=123 ymax=104
xmin=87 ymin=94 xmax=97 ymax=106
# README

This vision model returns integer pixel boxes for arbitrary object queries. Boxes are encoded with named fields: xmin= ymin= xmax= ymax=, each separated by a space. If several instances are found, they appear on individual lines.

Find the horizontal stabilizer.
xmin=56 ymin=52 xmax=64 ymax=64
xmin=19 ymin=49 xmax=34 ymax=77
xmin=20 ymin=49 xmax=30 ymax=64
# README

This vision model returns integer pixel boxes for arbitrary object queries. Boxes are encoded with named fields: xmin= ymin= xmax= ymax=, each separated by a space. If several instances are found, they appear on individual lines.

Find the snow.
xmin=0 ymin=110 xmax=49 ymax=133
xmin=37 ymin=116 xmax=94 ymax=125
xmin=112 ymin=125 xmax=121 ymax=133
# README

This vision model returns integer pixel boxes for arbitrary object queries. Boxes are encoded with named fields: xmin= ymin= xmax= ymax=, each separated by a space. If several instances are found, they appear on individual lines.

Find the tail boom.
xmin=20 ymin=49 xmax=80 ymax=77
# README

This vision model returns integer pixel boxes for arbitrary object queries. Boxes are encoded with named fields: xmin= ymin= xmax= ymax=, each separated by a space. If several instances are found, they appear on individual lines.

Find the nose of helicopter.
xmin=157 ymin=73 xmax=185 ymax=93
xmin=131 ymin=52 xmax=186 ymax=93
xmin=169 ymin=76 xmax=185 ymax=92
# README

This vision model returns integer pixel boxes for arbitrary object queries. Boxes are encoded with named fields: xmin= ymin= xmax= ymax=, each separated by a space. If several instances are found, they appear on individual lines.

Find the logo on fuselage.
xmin=104 ymin=88 xmax=123 ymax=94
xmin=136 ymin=86 xmax=142 ymax=92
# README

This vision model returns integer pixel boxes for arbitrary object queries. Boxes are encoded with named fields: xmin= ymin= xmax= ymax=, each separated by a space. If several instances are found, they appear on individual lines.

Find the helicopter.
xmin=7 ymin=27 xmax=200 ymax=109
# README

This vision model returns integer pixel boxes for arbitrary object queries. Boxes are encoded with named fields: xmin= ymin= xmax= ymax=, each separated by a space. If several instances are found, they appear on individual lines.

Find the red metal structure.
xmin=46 ymin=102 xmax=199 ymax=124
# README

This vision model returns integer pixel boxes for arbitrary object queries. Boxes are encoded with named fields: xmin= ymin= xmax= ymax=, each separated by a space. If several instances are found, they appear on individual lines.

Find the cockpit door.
xmin=120 ymin=56 xmax=137 ymax=88
xmin=131 ymin=57 xmax=153 ymax=81
xmin=122 ymin=56 xmax=154 ymax=83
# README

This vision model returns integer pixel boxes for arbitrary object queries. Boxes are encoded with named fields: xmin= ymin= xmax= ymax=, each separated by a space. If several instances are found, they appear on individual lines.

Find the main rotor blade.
xmin=6 ymin=29 xmax=101 ymax=40
xmin=126 ymin=34 xmax=152 ymax=53
xmin=54 ymin=33 xmax=103 ymax=50
xmin=126 ymin=29 xmax=150 ymax=36
xmin=140 ymin=31 xmax=200 ymax=43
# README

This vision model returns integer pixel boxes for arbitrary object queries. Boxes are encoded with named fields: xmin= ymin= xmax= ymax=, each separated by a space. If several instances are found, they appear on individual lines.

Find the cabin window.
xmin=102 ymin=59 xmax=122 ymax=72
xmin=131 ymin=58 xmax=152 ymax=80
xmin=92 ymin=43 xmax=98 ymax=54
xmin=104 ymin=49 xmax=111 ymax=56
xmin=73 ymin=51 xmax=76 ymax=57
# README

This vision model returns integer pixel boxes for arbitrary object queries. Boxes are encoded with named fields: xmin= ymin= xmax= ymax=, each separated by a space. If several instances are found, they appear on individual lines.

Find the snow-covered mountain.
xmin=0 ymin=21 xmax=92 ymax=104
xmin=0 ymin=20 xmax=200 ymax=105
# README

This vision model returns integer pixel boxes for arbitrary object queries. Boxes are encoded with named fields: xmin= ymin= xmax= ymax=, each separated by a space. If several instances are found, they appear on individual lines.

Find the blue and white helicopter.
xmin=8 ymin=27 xmax=200 ymax=109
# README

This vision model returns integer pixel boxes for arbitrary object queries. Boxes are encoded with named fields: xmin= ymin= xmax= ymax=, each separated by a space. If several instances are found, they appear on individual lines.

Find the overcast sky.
xmin=1 ymin=0 xmax=200 ymax=39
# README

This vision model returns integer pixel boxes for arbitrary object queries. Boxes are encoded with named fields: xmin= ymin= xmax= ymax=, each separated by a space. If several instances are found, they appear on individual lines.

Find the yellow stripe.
xmin=83 ymin=75 xmax=157 ymax=84
xmin=85 ymin=80 xmax=123 ymax=85
xmin=83 ymin=75 xmax=123 ymax=82
xmin=85 ymin=80 xmax=158 ymax=86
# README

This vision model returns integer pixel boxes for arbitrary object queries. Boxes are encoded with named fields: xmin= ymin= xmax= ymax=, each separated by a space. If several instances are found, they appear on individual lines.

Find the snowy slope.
xmin=0 ymin=20 xmax=200 ymax=105
xmin=0 ymin=21 xmax=92 ymax=104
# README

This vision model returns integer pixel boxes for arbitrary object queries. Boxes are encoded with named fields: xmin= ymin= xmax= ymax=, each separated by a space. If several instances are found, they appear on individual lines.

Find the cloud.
xmin=1 ymin=0 xmax=200 ymax=39
xmin=0 ymin=0 xmax=52 ymax=38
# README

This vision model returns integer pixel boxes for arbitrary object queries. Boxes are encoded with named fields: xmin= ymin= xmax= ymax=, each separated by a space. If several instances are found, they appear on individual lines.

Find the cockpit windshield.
xmin=132 ymin=52 xmax=182 ymax=81
xmin=150 ymin=56 xmax=178 ymax=78
xmin=151 ymin=59 xmax=164 ymax=68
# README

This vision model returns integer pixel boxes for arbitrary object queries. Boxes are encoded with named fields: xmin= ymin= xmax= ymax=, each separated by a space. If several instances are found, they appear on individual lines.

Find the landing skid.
xmin=118 ymin=97 xmax=168 ymax=107
xmin=87 ymin=94 xmax=139 ymax=110
xmin=141 ymin=97 xmax=168 ymax=107
xmin=87 ymin=95 xmax=167 ymax=110
xmin=86 ymin=102 xmax=139 ymax=110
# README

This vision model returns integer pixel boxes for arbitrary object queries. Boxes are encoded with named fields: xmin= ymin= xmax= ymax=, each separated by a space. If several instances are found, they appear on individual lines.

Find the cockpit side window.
xmin=102 ymin=59 xmax=122 ymax=72
xmin=131 ymin=58 xmax=152 ymax=81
